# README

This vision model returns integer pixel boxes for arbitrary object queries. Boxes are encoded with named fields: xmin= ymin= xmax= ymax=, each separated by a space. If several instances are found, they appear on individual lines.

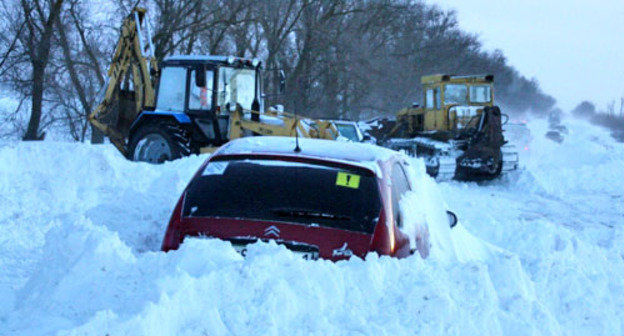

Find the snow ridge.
xmin=0 ymin=118 xmax=623 ymax=335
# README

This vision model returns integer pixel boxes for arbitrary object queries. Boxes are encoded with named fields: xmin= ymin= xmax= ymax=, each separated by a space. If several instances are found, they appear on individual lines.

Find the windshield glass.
xmin=470 ymin=85 xmax=492 ymax=103
xmin=218 ymin=67 xmax=256 ymax=110
xmin=445 ymin=84 xmax=468 ymax=104
xmin=335 ymin=124 xmax=360 ymax=142
xmin=184 ymin=158 xmax=381 ymax=234
xmin=189 ymin=69 xmax=214 ymax=110
xmin=156 ymin=66 xmax=187 ymax=111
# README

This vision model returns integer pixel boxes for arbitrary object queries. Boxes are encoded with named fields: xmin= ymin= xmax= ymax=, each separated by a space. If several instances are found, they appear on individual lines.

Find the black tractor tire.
xmin=127 ymin=120 xmax=192 ymax=163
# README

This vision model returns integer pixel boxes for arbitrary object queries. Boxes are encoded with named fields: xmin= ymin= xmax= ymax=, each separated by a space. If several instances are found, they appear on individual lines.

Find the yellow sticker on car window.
xmin=336 ymin=172 xmax=360 ymax=189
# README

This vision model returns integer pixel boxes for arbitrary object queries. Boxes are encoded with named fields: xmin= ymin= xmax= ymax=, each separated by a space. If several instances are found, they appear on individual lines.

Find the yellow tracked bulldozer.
xmin=89 ymin=8 xmax=338 ymax=163
xmin=381 ymin=74 xmax=518 ymax=180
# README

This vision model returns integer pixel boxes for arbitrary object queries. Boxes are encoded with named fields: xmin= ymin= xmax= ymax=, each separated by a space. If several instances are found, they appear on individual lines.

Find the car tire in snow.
xmin=127 ymin=120 xmax=192 ymax=163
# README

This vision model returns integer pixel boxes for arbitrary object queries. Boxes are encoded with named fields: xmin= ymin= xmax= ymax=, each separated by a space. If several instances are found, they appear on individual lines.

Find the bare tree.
xmin=253 ymin=0 xmax=307 ymax=106
xmin=17 ymin=0 xmax=65 ymax=140
xmin=53 ymin=2 xmax=94 ymax=141
xmin=1 ymin=0 xmax=558 ymax=141
xmin=0 ymin=20 xmax=25 ymax=77
xmin=229 ymin=5 xmax=262 ymax=57
xmin=49 ymin=1 xmax=109 ymax=142
xmin=148 ymin=0 xmax=248 ymax=59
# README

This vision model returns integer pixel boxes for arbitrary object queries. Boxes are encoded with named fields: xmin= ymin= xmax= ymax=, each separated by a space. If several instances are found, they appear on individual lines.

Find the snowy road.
xmin=0 ymin=118 xmax=622 ymax=335
xmin=441 ymin=119 xmax=624 ymax=335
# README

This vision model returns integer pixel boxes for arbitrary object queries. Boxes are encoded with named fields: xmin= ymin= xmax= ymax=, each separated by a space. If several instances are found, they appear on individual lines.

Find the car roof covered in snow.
xmin=214 ymin=136 xmax=400 ymax=173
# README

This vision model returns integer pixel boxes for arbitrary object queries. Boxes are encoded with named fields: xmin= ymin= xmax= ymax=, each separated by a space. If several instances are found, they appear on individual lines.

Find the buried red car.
xmin=162 ymin=136 xmax=456 ymax=261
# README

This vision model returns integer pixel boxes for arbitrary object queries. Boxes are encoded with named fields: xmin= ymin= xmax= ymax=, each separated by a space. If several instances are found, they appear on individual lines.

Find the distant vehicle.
xmin=359 ymin=117 xmax=396 ymax=142
xmin=504 ymin=122 xmax=532 ymax=152
xmin=545 ymin=130 xmax=564 ymax=143
xmin=332 ymin=120 xmax=367 ymax=142
xmin=551 ymin=124 xmax=569 ymax=135
xmin=380 ymin=74 xmax=519 ymax=181
xmin=161 ymin=137 xmax=458 ymax=261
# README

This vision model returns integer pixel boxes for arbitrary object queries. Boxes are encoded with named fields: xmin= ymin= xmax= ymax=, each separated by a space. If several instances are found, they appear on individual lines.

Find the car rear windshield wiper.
xmin=272 ymin=208 xmax=351 ymax=221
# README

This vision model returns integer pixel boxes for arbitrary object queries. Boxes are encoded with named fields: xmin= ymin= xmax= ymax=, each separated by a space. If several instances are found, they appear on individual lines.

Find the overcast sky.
xmin=432 ymin=0 xmax=624 ymax=112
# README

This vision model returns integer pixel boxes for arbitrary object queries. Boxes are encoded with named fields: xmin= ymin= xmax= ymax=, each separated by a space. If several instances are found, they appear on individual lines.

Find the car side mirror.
xmin=446 ymin=210 xmax=458 ymax=228
xmin=195 ymin=65 xmax=206 ymax=87
xmin=362 ymin=134 xmax=371 ymax=141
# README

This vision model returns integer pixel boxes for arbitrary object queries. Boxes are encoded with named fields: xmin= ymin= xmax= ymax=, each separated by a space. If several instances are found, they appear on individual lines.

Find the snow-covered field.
xmin=0 ymin=118 xmax=622 ymax=335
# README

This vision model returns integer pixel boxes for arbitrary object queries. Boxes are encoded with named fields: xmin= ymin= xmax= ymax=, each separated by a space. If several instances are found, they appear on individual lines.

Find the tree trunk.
xmin=57 ymin=18 xmax=103 ymax=143
xmin=23 ymin=62 xmax=46 ymax=140
xmin=21 ymin=0 xmax=65 ymax=140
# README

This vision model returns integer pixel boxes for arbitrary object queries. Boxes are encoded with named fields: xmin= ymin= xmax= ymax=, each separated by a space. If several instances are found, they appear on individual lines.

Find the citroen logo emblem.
xmin=264 ymin=225 xmax=280 ymax=237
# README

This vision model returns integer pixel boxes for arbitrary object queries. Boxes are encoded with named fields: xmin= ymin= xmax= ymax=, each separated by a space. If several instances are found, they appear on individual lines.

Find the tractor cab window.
xmin=470 ymin=85 xmax=491 ymax=103
xmin=444 ymin=84 xmax=468 ymax=105
xmin=218 ymin=67 xmax=256 ymax=110
xmin=156 ymin=66 xmax=187 ymax=112
xmin=189 ymin=69 xmax=214 ymax=110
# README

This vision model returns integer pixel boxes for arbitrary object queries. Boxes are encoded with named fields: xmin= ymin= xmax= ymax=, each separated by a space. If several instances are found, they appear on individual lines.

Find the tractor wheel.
xmin=127 ymin=120 xmax=191 ymax=163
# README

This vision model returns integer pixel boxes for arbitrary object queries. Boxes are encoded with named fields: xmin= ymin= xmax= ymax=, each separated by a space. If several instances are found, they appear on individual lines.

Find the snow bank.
xmin=1 ymin=117 xmax=623 ymax=335
xmin=440 ymin=117 xmax=624 ymax=335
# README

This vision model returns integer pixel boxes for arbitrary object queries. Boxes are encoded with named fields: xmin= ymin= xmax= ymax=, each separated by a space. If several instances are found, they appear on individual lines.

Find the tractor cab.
xmin=90 ymin=7 xmax=338 ymax=164
xmin=154 ymin=55 xmax=262 ymax=146
xmin=420 ymin=74 xmax=494 ymax=131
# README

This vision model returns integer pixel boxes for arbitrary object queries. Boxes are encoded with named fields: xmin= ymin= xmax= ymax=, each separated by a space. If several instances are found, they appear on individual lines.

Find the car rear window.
xmin=183 ymin=157 xmax=381 ymax=234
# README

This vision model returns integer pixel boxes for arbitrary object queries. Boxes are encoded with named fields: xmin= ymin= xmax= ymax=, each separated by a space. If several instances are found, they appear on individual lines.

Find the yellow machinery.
xmin=383 ymin=74 xmax=518 ymax=180
xmin=89 ymin=8 xmax=338 ymax=163
xmin=89 ymin=7 xmax=158 ymax=154
xmin=394 ymin=74 xmax=495 ymax=134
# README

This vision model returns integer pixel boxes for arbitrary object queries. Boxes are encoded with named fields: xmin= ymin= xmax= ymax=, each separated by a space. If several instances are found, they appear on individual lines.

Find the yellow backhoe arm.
xmin=227 ymin=107 xmax=339 ymax=142
xmin=89 ymin=7 xmax=157 ymax=154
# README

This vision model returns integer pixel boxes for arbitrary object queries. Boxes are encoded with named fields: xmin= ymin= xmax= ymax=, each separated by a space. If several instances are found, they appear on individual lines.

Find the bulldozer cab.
xmin=420 ymin=74 xmax=494 ymax=131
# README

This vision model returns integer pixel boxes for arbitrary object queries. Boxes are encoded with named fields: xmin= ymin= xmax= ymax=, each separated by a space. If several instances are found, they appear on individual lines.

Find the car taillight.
xmin=161 ymin=194 xmax=185 ymax=252
xmin=369 ymin=208 xmax=392 ymax=255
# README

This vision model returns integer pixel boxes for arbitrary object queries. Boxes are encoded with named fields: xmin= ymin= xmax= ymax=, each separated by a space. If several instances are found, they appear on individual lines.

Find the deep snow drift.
xmin=0 ymin=118 xmax=623 ymax=335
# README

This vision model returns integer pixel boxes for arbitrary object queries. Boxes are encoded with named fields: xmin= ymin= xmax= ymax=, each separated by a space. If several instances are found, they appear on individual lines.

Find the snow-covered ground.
xmin=0 ymin=117 xmax=622 ymax=335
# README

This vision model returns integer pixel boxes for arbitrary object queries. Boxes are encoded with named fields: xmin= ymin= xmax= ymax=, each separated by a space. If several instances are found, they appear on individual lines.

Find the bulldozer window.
xmin=470 ymin=85 xmax=491 ymax=103
xmin=426 ymin=89 xmax=434 ymax=109
xmin=189 ymin=69 xmax=214 ymax=110
xmin=156 ymin=66 xmax=187 ymax=112
xmin=445 ymin=84 xmax=468 ymax=105
xmin=434 ymin=87 xmax=441 ymax=109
